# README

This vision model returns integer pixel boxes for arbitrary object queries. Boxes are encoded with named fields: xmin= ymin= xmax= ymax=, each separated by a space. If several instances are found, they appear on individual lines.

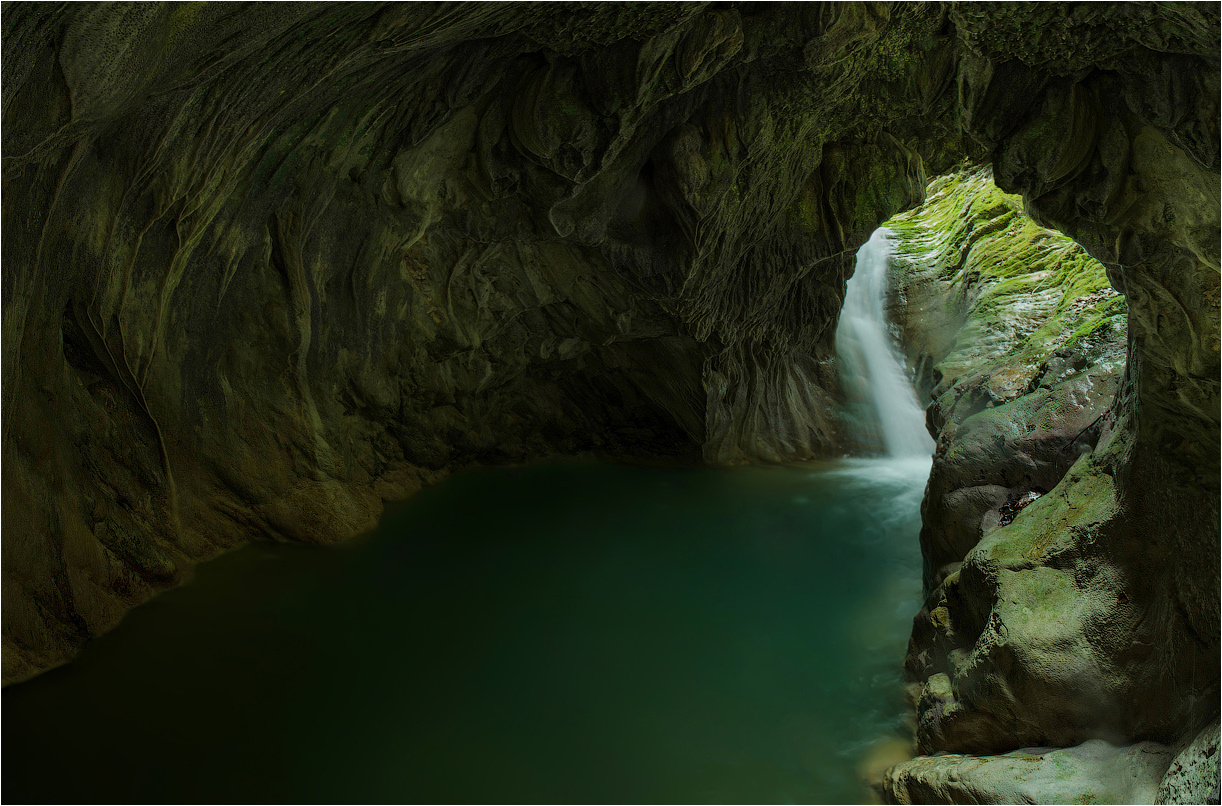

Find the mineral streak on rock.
xmin=1 ymin=1 xmax=1218 ymax=783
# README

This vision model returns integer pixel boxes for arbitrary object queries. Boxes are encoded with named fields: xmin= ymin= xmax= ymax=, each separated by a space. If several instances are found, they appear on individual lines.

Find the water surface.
xmin=3 ymin=458 xmax=926 ymax=804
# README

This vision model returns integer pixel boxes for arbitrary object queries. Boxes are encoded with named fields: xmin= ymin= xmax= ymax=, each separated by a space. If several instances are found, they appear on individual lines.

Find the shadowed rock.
xmin=1 ymin=4 xmax=1217 ymax=787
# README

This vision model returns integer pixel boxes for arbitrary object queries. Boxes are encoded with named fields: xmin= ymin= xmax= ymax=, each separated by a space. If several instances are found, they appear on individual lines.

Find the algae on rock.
xmin=887 ymin=166 xmax=1127 ymax=595
xmin=884 ymin=166 xmax=1214 ymax=772
xmin=1 ymin=6 xmax=1218 ymax=782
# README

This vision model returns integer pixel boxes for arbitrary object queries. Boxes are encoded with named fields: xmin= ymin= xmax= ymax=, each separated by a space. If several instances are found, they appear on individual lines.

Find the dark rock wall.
xmin=2 ymin=2 xmax=1218 ymax=761
xmin=0 ymin=2 xmax=930 ymax=682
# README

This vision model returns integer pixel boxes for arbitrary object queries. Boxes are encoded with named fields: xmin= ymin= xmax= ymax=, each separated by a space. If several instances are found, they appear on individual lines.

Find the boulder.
xmin=884 ymin=739 xmax=1174 ymax=805
xmin=1158 ymin=720 xmax=1222 ymax=805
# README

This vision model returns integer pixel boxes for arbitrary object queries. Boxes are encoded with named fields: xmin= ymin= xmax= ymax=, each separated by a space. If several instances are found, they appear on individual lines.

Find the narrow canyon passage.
xmin=3 ymin=236 xmax=932 ymax=805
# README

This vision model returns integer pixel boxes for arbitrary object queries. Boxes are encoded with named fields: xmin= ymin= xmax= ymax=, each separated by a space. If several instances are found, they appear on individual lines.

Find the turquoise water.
xmin=2 ymin=458 xmax=927 ymax=804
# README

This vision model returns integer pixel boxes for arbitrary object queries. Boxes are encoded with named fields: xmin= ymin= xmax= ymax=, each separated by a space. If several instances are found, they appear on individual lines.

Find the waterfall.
xmin=836 ymin=229 xmax=934 ymax=460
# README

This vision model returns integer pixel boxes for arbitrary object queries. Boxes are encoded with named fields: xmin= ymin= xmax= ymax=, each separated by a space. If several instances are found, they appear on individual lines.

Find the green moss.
xmin=887 ymin=164 xmax=1126 ymax=412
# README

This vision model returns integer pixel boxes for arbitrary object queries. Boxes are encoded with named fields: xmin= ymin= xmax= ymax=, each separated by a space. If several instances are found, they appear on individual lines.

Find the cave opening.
xmin=2 ymin=163 xmax=1136 ymax=805
xmin=3 ymin=3 xmax=1218 ymax=805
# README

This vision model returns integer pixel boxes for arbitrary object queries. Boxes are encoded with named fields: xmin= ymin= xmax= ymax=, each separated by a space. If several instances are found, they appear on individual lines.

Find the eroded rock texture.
xmin=890 ymin=167 xmax=1128 ymax=597
xmin=1157 ymin=719 xmax=1222 ymax=805
xmin=882 ymin=170 xmax=1217 ymax=799
xmin=886 ymin=123 xmax=1219 ymax=780
xmin=884 ymin=739 xmax=1174 ymax=805
xmin=2 ymin=2 xmax=1218 ymax=780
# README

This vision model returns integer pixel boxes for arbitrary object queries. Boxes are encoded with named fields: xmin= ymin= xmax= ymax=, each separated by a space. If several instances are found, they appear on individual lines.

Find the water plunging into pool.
xmin=836 ymin=228 xmax=935 ymax=461
xmin=3 ymin=233 xmax=932 ymax=804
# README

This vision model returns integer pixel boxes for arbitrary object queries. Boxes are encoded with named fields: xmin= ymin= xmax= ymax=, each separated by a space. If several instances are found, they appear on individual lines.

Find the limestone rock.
xmin=883 ymin=739 xmax=1174 ymax=805
xmin=1158 ymin=720 xmax=1222 ymax=805
xmin=889 ymin=168 xmax=1128 ymax=593
xmin=1 ymin=4 xmax=1217 ymax=745
xmin=890 ymin=167 xmax=1217 ymax=759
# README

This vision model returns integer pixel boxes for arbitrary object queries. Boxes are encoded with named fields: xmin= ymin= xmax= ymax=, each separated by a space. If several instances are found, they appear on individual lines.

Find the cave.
xmin=2 ymin=3 xmax=1218 ymax=804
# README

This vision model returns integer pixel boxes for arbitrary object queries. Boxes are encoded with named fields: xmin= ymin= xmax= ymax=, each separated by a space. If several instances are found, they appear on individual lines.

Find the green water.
xmin=3 ymin=458 xmax=928 ymax=804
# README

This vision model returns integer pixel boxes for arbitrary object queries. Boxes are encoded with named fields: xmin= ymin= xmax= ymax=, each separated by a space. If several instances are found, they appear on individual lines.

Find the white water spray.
xmin=836 ymin=229 xmax=934 ymax=460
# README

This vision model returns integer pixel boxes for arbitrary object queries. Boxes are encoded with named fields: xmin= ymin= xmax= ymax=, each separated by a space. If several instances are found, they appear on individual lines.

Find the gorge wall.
xmin=3 ymin=1 xmax=1219 ymax=788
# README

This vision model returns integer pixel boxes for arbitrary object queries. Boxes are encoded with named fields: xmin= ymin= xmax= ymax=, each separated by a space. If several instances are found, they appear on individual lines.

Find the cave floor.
xmin=3 ymin=458 xmax=928 ymax=804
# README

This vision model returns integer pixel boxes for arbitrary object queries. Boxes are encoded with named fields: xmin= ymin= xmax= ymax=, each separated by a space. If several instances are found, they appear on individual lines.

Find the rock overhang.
xmin=1 ymin=5 xmax=1218 ymax=770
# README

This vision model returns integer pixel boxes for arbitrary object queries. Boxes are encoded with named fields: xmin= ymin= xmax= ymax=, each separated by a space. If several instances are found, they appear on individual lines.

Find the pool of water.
xmin=3 ymin=457 xmax=928 ymax=804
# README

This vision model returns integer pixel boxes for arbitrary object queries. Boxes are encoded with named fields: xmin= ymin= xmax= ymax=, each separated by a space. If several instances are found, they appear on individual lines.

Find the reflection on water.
xmin=3 ymin=458 xmax=927 ymax=804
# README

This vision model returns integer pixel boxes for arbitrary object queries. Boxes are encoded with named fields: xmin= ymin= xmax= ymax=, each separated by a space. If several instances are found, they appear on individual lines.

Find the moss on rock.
xmin=889 ymin=164 xmax=1216 ymax=775
xmin=1 ymin=9 xmax=1217 ymax=772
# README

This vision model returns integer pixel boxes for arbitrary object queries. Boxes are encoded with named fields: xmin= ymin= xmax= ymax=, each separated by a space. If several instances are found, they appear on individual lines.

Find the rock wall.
xmin=5 ymin=2 xmax=917 ymax=681
xmin=2 ymin=4 xmax=1218 ymax=774
xmin=881 ymin=167 xmax=1217 ymax=803
xmin=885 ymin=38 xmax=1222 ymax=761
xmin=886 ymin=167 xmax=1137 ymax=752
xmin=889 ymin=167 xmax=1128 ymax=596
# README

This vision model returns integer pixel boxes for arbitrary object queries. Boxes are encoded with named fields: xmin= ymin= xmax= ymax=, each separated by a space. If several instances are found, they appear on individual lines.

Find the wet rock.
xmin=891 ymin=166 xmax=1217 ymax=769
xmin=890 ymin=167 xmax=1129 ymax=594
xmin=1158 ymin=720 xmax=1222 ymax=805
xmin=1 ymin=3 xmax=1217 ymax=725
xmin=884 ymin=739 xmax=1174 ymax=805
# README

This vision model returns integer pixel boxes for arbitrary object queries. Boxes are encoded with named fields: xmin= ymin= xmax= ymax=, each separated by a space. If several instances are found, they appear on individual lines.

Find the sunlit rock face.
xmin=1 ymin=1 xmax=1217 ymax=774
xmin=888 ymin=167 xmax=1128 ymax=598
xmin=885 ymin=170 xmax=1170 ymax=760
